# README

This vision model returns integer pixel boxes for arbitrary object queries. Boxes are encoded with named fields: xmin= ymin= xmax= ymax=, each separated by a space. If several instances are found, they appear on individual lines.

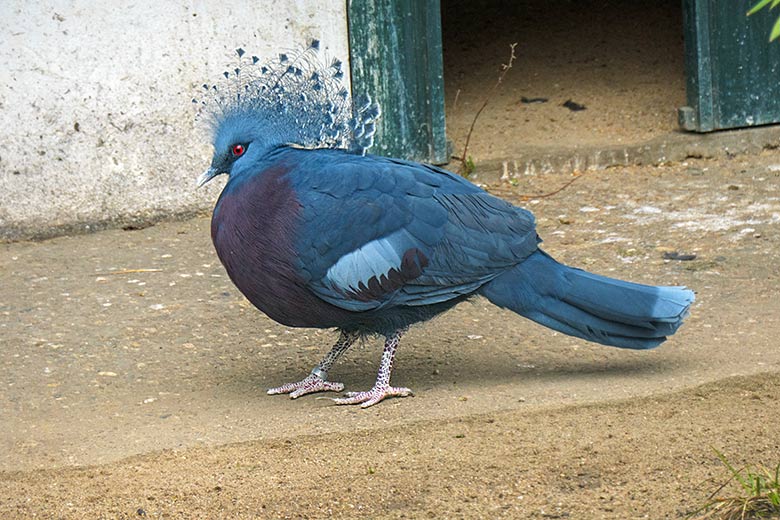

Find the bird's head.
xmin=197 ymin=112 xmax=269 ymax=187
xmin=195 ymin=41 xmax=381 ymax=188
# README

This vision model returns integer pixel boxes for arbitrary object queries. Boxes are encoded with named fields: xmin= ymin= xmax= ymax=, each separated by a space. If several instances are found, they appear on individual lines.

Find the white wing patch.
xmin=325 ymin=229 xmax=414 ymax=293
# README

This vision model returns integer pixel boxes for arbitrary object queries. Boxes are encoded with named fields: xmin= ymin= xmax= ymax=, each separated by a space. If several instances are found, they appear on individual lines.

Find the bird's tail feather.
xmin=480 ymin=250 xmax=694 ymax=349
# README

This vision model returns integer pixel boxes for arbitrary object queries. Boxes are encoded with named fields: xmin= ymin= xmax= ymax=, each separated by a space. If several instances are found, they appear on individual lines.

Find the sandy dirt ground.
xmin=2 ymin=374 xmax=778 ymax=519
xmin=3 ymin=1 xmax=780 ymax=518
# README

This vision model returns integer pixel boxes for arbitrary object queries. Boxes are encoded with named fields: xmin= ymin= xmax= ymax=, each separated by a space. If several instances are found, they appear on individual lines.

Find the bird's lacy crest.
xmin=195 ymin=40 xmax=381 ymax=156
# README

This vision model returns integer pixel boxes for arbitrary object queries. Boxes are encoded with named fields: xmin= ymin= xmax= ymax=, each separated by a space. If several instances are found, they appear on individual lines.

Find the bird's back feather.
xmin=288 ymin=149 xmax=539 ymax=313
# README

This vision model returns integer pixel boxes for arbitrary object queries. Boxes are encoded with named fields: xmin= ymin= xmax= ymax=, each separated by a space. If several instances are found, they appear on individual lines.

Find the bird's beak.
xmin=197 ymin=167 xmax=221 ymax=188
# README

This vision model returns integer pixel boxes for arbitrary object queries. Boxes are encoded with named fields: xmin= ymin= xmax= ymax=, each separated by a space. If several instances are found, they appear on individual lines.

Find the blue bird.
xmin=197 ymin=42 xmax=694 ymax=407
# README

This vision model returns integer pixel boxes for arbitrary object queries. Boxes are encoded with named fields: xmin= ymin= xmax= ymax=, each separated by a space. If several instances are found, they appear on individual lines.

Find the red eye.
xmin=231 ymin=144 xmax=245 ymax=157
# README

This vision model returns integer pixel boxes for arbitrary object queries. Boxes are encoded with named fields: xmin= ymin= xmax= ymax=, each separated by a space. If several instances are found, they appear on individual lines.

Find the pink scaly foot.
xmin=267 ymin=370 xmax=344 ymax=399
xmin=332 ymin=329 xmax=413 ymax=408
xmin=267 ymin=330 xmax=358 ymax=399
xmin=333 ymin=384 xmax=413 ymax=408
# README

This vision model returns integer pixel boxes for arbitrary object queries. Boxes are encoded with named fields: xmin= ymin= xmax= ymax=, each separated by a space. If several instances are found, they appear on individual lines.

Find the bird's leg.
xmin=333 ymin=329 xmax=413 ymax=408
xmin=267 ymin=330 xmax=359 ymax=399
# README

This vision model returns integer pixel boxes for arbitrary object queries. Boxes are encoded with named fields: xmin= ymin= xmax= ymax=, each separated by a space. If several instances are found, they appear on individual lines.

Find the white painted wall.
xmin=0 ymin=1 xmax=350 ymax=240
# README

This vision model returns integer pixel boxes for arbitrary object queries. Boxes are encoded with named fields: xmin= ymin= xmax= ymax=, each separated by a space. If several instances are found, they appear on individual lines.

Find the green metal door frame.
xmin=680 ymin=0 xmax=780 ymax=132
xmin=347 ymin=0 xmax=449 ymax=163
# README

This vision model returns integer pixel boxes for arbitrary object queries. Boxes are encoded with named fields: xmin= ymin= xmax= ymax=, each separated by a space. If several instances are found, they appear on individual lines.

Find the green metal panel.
xmin=680 ymin=0 xmax=780 ymax=132
xmin=347 ymin=0 xmax=448 ymax=163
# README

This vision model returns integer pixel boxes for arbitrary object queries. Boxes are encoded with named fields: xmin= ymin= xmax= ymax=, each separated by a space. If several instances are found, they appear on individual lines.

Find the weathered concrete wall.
xmin=0 ymin=1 xmax=349 ymax=240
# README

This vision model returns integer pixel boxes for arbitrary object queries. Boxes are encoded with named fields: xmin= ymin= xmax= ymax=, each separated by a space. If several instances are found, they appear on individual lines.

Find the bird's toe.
xmin=333 ymin=385 xmax=413 ymax=408
xmin=267 ymin=374 xmax=344 ymax=398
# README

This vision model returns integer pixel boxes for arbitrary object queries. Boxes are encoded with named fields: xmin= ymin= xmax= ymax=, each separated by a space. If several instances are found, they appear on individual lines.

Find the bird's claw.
xmin=332 ymin=385 xmax=413 ymax=408
xmin=267 ymin=373 xmax=344 ymax=399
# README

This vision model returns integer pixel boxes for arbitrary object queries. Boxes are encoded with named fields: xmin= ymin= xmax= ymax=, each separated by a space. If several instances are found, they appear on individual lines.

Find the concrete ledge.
xmin=0 ymin=207 xmax=206 ymax=243
xmin=469 ymin=125 xmax=780 ymax=184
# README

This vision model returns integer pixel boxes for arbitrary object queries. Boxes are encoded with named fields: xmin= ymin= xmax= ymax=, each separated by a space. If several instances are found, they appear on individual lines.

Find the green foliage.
xmin=689 ymin=449 xmax=780 ymax=519
xmin=460 ymin=156 xmax=476 ymax=178
xmin=748 ymin=0 xmax=780 ymax=41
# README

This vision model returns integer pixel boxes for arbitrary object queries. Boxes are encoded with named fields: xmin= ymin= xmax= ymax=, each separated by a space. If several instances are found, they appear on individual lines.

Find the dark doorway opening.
xmin=441 ymin=0 xmax=685 ymax=162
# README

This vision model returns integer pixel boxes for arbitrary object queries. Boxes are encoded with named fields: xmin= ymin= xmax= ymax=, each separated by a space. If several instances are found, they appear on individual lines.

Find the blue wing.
xmin=289 ymin=149 xmax=540 ymax=312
